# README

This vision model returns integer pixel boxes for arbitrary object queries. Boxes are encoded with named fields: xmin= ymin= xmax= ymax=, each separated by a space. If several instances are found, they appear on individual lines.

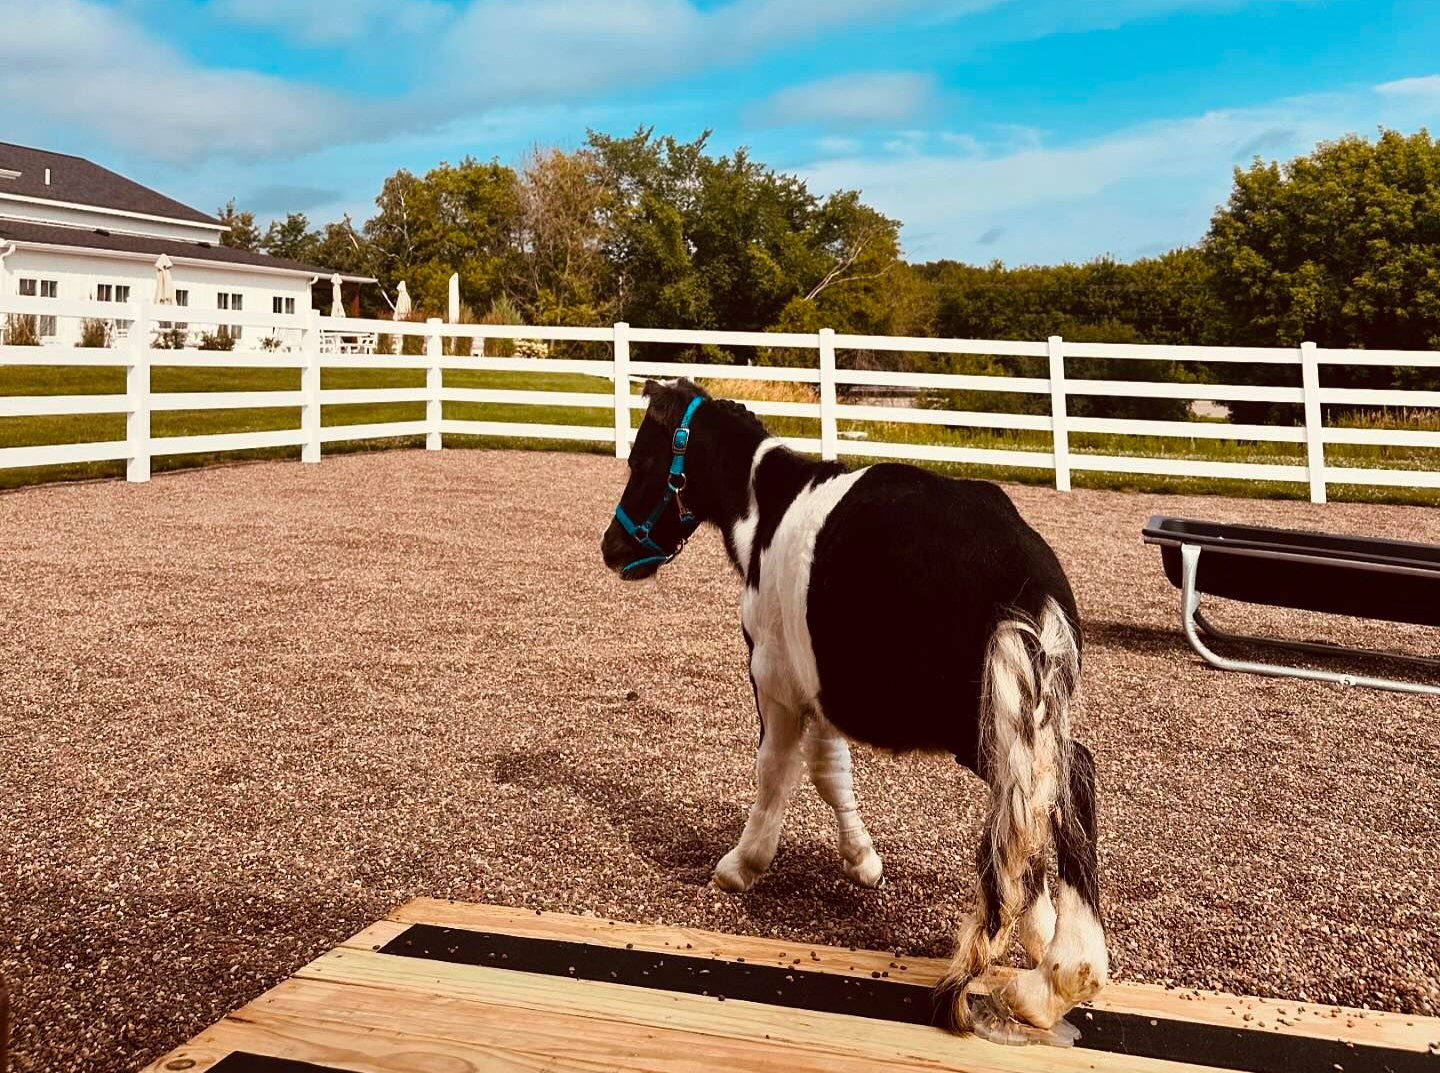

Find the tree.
xmin=586 ymin=127 xmax=903 ymax=363
xmin=363 ymin=157 xmax=522 ymax=316
xmin=217 ymin=198 xmax=261 ymax=250
xmin=262 ymin=212 xmax=321 ymax=264
xmin=1205 ymin=128 xmax=1440 ymax=419
xmin=513 ymin=146 xmax=613 ymax=325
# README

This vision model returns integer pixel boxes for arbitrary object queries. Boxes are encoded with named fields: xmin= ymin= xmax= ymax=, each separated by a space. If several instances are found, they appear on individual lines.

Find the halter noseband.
xmin=613 ymin=396 xmax=704 ymax=578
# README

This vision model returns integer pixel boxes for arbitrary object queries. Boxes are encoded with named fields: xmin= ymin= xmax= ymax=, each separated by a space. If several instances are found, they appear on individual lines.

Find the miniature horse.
xmin=600 ymin=379 xmax=1108 ymax=1044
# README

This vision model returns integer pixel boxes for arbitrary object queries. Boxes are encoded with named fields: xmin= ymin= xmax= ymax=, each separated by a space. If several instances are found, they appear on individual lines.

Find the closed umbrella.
xmin=153 ymin=254 xmax=175 ymax=305
xmin=394 ymin=281 xmax=412 ymax=320
xmin=330 ymin=273 xmax=344 ymax=318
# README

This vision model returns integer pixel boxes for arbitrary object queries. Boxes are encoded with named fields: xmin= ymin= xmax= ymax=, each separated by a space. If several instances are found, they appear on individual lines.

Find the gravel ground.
xmin=1 ymin=449 xmax=1437 ymax=1073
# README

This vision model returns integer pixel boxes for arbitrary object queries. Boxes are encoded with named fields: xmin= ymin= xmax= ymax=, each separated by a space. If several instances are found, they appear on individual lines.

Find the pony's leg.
xmin=803 ymin=721 xmax=884 ymax=888
xmin=1017 ymin=864 xmax=1057 ymax=965
xmin=713 ymin=694 xmax=805 ymax=893
xmin=996 ymin=740 xmax=1109 ymax=1031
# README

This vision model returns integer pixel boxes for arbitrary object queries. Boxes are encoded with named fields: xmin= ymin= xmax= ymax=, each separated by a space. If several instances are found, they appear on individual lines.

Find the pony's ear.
xmin=641 ymin=379 xmax=664 ymax=398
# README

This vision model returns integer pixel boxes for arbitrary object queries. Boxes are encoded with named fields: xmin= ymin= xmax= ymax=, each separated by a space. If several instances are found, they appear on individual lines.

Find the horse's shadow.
xmin=493 ymin=745 xmax=954 ymax=952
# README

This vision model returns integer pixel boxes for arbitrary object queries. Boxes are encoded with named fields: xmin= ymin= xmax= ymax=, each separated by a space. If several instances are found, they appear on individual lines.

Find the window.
xmin=175 ymin=289 xmax=189 ymax=308
xmin=19 ymin=279 xmax=57 ymax=335
xmin=116 ymin=285 xmax=130 ymax=303
xmin=231 ymin=293 xmax=243 ymax=312
xmin=217 ymin=292 xmax=229 ymax=310
xmin=217 ymin=292 xmax=242 ymax=311
xmin=272 ymin=296 xmax=296 ymax=315
xmin=97 ymin=284 xmax=113 ymax=302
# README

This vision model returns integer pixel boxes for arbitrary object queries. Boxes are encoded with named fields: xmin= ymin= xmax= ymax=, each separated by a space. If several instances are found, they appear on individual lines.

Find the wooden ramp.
xmin=142 ymin=899 xmax=1440 ymax=1073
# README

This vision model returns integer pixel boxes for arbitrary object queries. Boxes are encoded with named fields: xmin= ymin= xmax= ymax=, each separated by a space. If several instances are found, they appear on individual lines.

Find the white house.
xmin=0 ymin=142 xmax=375 ymax=348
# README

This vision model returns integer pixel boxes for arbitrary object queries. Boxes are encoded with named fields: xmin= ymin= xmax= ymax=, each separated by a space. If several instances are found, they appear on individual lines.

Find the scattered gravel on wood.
xmin=0 ymin=449 xmax=1436 ymax=1073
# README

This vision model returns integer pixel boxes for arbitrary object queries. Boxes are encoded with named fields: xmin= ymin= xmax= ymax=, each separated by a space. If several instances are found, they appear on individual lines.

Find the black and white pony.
xmin=601 ymin=379 xmax=1108 ymax=1044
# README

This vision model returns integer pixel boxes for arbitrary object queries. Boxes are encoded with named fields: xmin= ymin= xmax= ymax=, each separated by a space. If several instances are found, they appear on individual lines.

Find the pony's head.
xmin=601 ymin=378 xmax=712 ymax=580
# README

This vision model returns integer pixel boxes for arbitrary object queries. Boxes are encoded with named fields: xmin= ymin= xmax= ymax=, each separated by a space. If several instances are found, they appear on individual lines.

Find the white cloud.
xmin=1376 ymin=74 xmax=1440 ymax=98
xmin=212 ymin=0 xmax=454 ymax=44
xmin=0 ymin=0 xmax=403 ymax=164
xmin=798 ymin=78 xmax=1440 ymax=263
xmin=816 ymin=136 xmax=863 ymax=154
xmin=427 ymin=0 xmax=971 ymax=107
xmin=752 ymin=73 xmax=936 ymax=128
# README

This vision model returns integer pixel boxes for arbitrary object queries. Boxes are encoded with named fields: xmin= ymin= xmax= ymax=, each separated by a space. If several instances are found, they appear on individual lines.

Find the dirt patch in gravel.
xmin=1 ymin=449 xmax=1436 ymax=1072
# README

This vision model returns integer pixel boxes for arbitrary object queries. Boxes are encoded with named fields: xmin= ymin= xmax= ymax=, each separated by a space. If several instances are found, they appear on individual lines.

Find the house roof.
xmin=0 ymin=218 xmax=373 ymax=281
xmin=0 ymin=142 xmax=220 ymax=226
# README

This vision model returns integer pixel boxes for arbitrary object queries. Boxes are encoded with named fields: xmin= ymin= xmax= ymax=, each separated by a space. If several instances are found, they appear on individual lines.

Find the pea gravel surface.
xmin=1 ymin=449 xmax=1437 ymax=1073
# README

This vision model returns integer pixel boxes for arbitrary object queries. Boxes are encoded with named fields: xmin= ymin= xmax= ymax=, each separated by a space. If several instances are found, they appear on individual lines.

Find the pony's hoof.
xmin=712 ymin=850 xmax=758 ymax=892
xmin=971 ymin=994 xmax=1080 ymax=1048
xmin=843 ymin=850 xmax=884 ymax=889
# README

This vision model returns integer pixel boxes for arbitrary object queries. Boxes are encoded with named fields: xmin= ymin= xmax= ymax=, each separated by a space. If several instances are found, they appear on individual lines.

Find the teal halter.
xmin=613 ymin=396 xmax=704 ymax=578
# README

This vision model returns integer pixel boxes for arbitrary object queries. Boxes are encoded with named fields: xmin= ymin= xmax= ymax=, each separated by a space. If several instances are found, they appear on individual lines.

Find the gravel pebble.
xmin=0 ymin=449 xmax=1436 ymax=1073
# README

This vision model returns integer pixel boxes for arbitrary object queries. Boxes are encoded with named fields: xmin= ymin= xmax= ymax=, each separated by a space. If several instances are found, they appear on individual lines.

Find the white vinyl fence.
xmin=2 ymin=294 xmax=1439 ymax=503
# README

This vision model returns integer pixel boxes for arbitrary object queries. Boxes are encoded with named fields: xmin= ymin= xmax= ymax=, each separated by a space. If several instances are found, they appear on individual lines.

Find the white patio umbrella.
xmin=330 ymin=273 xmax=345 ymax=318
xmin=447 ymin=272 xmax=460 ymax=324
xmin=394 ymin=281 xmax=412 ymax=320
xmin=153 ymin=254 xmax=175 ymax=305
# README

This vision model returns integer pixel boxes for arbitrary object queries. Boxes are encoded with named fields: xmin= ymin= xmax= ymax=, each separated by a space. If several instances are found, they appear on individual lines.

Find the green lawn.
xmin=2 ymin=363 xmax=1436 ymax=506
xmin=0 ymin=365 xmax=617 ymax=489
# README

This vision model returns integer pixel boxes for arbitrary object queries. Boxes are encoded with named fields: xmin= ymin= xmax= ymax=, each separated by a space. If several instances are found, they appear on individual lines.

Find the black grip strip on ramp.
xmin=374 ymin=923 xmax=1431 ymax=1073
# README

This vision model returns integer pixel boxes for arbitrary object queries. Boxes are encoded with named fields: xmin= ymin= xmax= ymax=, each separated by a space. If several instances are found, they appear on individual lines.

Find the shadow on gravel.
xmin=492 ymin=745 xmax=954 ymax=953
xmin=1085 ymin=618 xmax=1438 ymax=685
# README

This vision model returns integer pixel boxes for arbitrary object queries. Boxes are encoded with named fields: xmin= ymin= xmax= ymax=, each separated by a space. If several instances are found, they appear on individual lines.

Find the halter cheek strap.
xmin=613 ymin=396 xmax=704 ymax=577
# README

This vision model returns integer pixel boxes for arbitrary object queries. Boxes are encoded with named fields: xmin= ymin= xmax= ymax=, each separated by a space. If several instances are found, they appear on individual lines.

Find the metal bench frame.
xmin=1175 ymin=542 xmax=1440 ymax=697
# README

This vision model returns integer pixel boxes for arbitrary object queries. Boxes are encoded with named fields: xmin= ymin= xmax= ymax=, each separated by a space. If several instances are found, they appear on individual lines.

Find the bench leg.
xmin=1179 ymin=543 xmax=1440 ymax=697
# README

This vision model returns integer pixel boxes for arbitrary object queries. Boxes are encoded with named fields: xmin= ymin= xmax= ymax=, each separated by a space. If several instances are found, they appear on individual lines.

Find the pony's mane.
xmin=707 ymin=395 xmax=770 ymax=440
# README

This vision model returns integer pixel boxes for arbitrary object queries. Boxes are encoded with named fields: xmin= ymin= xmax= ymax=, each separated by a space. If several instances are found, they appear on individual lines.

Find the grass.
xmin=2 ymin=365 xmax=1436 ymax=506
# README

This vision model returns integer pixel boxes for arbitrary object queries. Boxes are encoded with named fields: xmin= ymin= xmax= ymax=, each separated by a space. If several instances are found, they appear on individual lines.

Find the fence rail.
xmin=2 ymin=297 xmax=1438 ymax=502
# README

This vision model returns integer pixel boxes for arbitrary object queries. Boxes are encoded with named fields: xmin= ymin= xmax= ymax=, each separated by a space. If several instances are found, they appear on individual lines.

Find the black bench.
xmin=1142 ymin=516 xmax=1440 ymax=696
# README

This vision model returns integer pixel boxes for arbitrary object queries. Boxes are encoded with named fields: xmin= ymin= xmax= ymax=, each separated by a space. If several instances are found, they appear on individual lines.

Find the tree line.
xmin=218 ymin=126 xmax=1440 ymax=419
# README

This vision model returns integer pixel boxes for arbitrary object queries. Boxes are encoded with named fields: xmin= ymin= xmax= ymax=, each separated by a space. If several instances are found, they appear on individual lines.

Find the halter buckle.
xmin=672 ymin=426 xmax=691 ymax=454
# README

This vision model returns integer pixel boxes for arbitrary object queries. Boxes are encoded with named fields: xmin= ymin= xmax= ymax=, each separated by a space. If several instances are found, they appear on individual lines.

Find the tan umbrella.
xmin=330 ymin=273 xmax=344 ymax=318
xmin=394 ymin=281 xmax=412 ymax=320
xmin=153 ymin=254 xmax=175 ymax=305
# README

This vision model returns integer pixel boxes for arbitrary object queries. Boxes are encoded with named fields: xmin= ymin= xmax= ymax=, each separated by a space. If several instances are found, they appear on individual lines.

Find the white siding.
xmin=0 ymin=195 xmax=223 ymax=243
xmin=2 ymin=246 xmax=316 ymax=348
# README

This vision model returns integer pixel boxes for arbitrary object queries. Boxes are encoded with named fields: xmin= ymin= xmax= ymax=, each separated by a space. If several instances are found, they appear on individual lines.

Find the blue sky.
xmin=2 ymin=0 xmax=1438 ymax=264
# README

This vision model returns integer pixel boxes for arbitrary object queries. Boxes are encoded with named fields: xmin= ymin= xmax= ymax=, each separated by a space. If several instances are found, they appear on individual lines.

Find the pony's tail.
xmin=936 ymin=597 xmax=1080 ymax=1032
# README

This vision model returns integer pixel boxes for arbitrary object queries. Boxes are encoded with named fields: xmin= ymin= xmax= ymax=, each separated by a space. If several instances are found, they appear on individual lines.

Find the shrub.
xmin=445 ymin=302 xmax=476 ymax=357
xmin=152 ymin=326 xmax=188 ymax=349
xmin=79 ymin=318 xmax=112 ymax=348
xmin=198 ymin=326 xmax=237 ymax=351
xmin=260 ymin=335 xmax=283 ymax=352
xmin=514 ymin=338 xmax=549 ymax=358
xmin=480 ymin=295 xmax=522 ymax=358
xmin=3 ymin=314 xmax=40 ymax=346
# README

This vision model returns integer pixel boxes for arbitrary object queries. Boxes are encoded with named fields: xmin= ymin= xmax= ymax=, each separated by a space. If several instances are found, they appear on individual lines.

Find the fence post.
xmin=1300 ymin=340 xmax=1326 ymax=504
xmin=301 ymin=310 xmax=321 ymax=463
xmin=613 ymin=321 xmax=631 ymax=460
xmin=819 ymin=327 xmax=838 ymax=461
xmin=1047 ymin=334 xmax=1071 ymax=492
xmin=126 ymin=300 xmax=151 ymax=483
xmin=426 ymin=316 xmax=443 ymax=451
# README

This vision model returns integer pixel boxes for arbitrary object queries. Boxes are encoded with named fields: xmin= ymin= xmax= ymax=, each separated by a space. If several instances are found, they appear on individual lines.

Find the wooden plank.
xmin=386 ymin=899 xmax=1440 ymax=1056
xmin=143 ymin=974 xmax=1028 ymax=1073
xmin=293 ymin=948 xmax=1218 ymax=1073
